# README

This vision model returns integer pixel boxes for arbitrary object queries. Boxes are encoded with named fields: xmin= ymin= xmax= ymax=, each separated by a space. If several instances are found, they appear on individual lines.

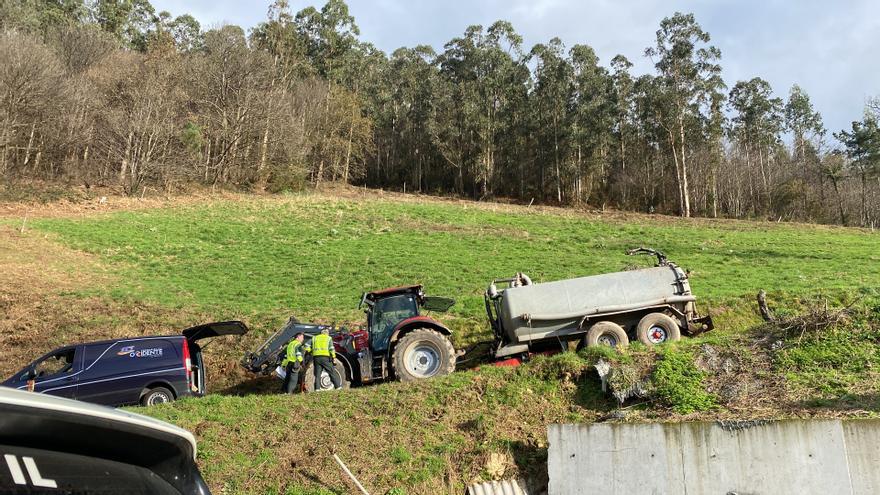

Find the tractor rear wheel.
xmin=392 ymin=329 xmax=456 ymax=382
xmin=585 ymin=321 xmax=629 ymax=348
xmin=303 ymin=360 xmax=350 ymax=392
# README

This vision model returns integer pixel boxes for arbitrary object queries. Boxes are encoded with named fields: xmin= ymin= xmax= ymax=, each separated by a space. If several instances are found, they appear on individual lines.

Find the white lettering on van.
xmin=127 ymin=348 xmax=163 ymax=358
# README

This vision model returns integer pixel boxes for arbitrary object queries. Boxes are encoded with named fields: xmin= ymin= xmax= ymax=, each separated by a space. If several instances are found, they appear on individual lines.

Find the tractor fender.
xmin=329 ymin=352 xmax=355 ymax=383
xmin=388 ymin=316 xmax=452 ymax=348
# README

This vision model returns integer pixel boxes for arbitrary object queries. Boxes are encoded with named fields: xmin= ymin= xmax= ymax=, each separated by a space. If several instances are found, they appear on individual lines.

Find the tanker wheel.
xmin=636 ymin=313 xmax=681 ymax=346
xmin=392 ymin=329 xmax=456 ymax=382
xmin=303 ymin=360 xmax=350 ymax=392
xmin=585 ymin=321 xmax=629 ymax=348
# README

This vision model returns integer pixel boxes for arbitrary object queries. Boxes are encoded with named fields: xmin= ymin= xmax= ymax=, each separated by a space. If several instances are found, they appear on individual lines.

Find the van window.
xmin=30 ymin=348 xmax=78 ymax=380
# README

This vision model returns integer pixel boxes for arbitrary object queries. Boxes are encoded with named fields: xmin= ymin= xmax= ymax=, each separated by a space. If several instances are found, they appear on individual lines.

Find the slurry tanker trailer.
xmin=482 ymin=248 xmax=713 ymax=361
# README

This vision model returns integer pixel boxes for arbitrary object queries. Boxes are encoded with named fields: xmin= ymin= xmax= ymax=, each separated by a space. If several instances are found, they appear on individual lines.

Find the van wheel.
xmin=586 ymin=321 xmax=629 ymax=348
xmin=637 ymin=313 xmax=681 ymax=345
xmin=141 ymin=387 xmax=175 ymax=406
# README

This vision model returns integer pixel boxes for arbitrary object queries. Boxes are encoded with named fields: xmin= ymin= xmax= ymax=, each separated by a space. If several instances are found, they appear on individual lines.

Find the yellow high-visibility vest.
xmin=281 ymin=340 xmax=304 ymax=367
xmin=309 ymin=334 xmax=335 ymax=358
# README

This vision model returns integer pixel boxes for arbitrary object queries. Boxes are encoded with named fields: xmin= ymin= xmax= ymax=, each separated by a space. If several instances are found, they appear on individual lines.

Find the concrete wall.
xmin=548 ymin=419 xmax=880 ymax=495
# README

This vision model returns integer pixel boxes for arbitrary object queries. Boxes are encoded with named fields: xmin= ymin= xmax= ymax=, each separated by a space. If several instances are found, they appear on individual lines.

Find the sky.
xmin=151 ymin=0 xmax=880 ymax=135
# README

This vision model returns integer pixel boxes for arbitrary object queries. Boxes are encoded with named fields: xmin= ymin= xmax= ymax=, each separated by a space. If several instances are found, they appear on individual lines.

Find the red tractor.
xmin=241 ymin=285 xmax=457 ymax=391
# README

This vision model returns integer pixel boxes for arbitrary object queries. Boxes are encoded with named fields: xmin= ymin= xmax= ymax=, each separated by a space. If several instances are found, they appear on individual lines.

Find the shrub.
xmin=651 ymin=349 xmax=718 ymax=414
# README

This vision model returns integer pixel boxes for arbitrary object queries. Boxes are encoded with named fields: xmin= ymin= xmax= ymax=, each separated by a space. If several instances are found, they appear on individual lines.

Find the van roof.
xmin=50 ymin=321 xmax=248 ymax=350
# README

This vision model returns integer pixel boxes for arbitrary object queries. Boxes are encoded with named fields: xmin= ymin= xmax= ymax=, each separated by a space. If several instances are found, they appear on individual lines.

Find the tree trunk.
xmin=668 ymin=128 xmax=684 ymax=215
xmin=797 ymin=135 xmax=809 ymax=217
xmin=619 ymin=125 xmax=627 ymax=205
xmin=554 ymin=114 xmax=561 ymax=203
xmin=0 ymin=125 xmax=9 ymax=175
xmin=831 ymin=177 xmax=846 ymax=225
xmin=678 ymin=115 xmax=691 ymax=217
xmin=22 ymin=122 xmax=36 ymax=170
xmin=710 ymin=157 xmax=718 ymax=218
xmin=120 ymin=131 xmax=133 ymax=185
xmin=861 ymin=171 xmax=868 ymax=226
xmin=256 ymin=115 xmax=270 ymax=191
xmin=343 ymin=119 xmax=354 ymax=183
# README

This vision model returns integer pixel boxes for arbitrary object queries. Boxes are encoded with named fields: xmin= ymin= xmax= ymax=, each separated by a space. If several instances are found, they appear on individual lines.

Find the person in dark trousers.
xmin=306 ymin=328 xmax=341 ymax=390
xmin=280 ymin=332 xmax=305 ymax=394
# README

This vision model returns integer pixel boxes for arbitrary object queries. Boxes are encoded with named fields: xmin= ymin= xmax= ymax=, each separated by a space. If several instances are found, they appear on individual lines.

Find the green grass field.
xmin=13 ymin=192 xmax=880 ymax=494
xmin=30 ymin=194 xmax=880 ymax=341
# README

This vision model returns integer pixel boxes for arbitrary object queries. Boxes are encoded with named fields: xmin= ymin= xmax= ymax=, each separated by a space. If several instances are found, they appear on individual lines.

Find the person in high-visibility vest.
xmin=280 ymin=332 xmax=305 ymax=394
xmin=305 ymin=328 xmax=342 ymax=390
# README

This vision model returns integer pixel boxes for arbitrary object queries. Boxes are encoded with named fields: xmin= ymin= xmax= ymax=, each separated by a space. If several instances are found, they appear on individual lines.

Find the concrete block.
xmin=548 ymin=419 xmax=880 ymax=495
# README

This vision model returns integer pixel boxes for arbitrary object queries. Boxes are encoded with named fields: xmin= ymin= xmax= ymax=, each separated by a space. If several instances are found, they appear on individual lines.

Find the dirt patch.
xmin=0 ymin=223 xmax=249 ymax=389
xmin=0 ymin=288 xmax=249 ymax=390
xmin=0 ymin=181 xmax=250 ymax=220
xmin=696 ymin=343 xmax=785 ymax=415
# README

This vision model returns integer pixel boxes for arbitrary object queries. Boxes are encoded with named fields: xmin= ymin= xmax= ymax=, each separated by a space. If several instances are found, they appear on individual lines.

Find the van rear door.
xmin=182 ymin=321 xmax=249 ymax=342
xmin=182 ymin=321 xmax=248 ymax=395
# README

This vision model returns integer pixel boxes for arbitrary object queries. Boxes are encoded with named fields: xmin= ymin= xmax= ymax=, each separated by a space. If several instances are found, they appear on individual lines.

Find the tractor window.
xmin=369 ymin=294 xmax=419 ymax=352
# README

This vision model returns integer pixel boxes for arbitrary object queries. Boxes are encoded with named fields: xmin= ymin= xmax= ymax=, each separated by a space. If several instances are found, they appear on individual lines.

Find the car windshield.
xmin=369 ymin=294 xmax=418 ymax=351
xmin=29 ymin=348 xmax=77 ymax=379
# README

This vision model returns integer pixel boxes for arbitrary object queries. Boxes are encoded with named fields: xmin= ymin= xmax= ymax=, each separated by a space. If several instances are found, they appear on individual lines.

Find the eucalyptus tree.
xmin=433 ymin=21 xmax=526 ymax=198
xmin=784 ymin=84 xmax=824 ymax=216
xmin=376 ymin=45 xmax=438 ymax=190
xmin=334 ymin=41 xmax=383 ymax=183
xmin=530 ymin=38 xmax=573 ymax=202
xmin=704 ymin=83 xmax=726 ymax=217
xmin=610 ymin=54 xmax=635 ymax=204
xmin=290 ymin=0 xmax=364 ymax=185
xmin=645 ymin=12 xmax=722 ymax=217
xmin=569 ymin=44 xmax=614 ymax=205
xmin=91 ymin=0 xmax=157 ymax=51
xmin=166 ymin=13 xmax=201 ymax=52
xmin=0 ymin=0 xmax=88 ymax=34
xmin=630 ymin=74 xmax=668 ymax=212
xmin=293 ymin=0 xmax=359 ymax=85
xmin=727 ymin=77 xmax=783 ymax=215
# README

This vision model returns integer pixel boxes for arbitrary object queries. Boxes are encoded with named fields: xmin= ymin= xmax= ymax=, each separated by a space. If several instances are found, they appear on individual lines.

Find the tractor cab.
xmin=361 ymin=286 xmax=423 ymax=352
xmin=359 ymin=285 xmax=455 ymax=352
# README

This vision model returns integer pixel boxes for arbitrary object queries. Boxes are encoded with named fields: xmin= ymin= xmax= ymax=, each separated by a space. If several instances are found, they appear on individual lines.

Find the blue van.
xmin=2 ymin=321 xmax=248 ymax=407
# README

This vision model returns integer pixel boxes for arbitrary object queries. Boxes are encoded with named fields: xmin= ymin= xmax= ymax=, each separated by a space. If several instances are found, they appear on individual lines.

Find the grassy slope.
xmin=28 ymin=194 xmax=880 ymax=338
xmin=10 ymin=191 xmax=880 ymax=494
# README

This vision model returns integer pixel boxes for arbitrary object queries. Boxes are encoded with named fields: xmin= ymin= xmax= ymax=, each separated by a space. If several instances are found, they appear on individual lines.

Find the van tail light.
xmin=182 ymin=339 xmax=192 ymax=388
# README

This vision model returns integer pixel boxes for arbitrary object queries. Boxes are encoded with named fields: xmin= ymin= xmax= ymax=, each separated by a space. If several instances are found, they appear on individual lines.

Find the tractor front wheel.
xmin=392 ymin=329 xmax=456 ymax=382
xmin=303 ymin=360 xmax=350 ymax=392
